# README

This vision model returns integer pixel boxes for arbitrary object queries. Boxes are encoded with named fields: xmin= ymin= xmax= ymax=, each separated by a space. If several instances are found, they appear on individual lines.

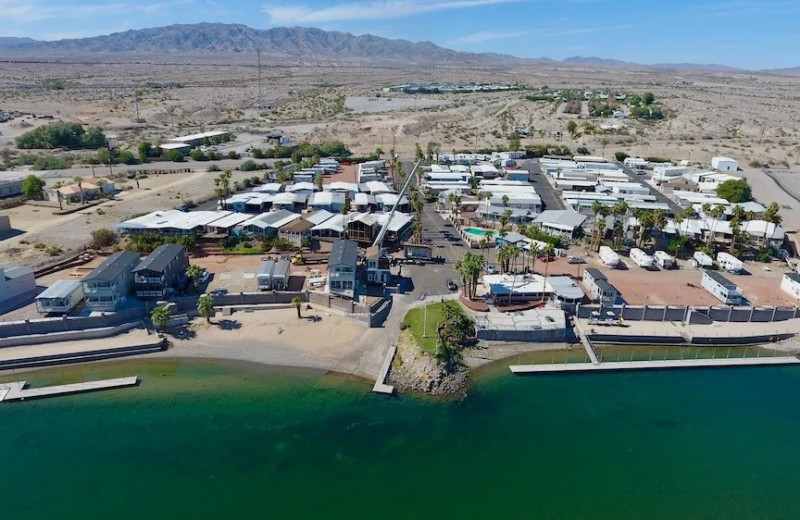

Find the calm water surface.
xmin=2 ymin=358 xmax=800 ymax=519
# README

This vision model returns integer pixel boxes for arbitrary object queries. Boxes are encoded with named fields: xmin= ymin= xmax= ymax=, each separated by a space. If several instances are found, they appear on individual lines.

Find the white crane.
xmin=372 ymin=159 xmax=423 ymax=251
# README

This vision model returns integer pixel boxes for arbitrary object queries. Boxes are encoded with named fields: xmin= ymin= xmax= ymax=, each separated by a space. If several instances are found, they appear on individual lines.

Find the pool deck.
xmin=510 ymin=356 xmax=800 ymax=374
xmin=0 ymin=376 xmax=139 ymax=403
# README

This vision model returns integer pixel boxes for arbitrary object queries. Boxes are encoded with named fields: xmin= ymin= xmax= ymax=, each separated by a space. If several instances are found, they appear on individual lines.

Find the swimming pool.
xmin=464 ymin=227 xmax=498 ymax=237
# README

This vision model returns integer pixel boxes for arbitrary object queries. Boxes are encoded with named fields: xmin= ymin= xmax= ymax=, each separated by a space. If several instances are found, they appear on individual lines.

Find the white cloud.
xmin=264 ymin=0 xmax=532 ymax=24
xmin=456 ymin=30 xmax=529 ymax=44
xmin=0 ymin=0 xmax=190 ymax=23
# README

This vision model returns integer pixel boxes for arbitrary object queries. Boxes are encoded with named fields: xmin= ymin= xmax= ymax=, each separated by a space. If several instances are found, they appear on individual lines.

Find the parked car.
xmin=567 ymin=256 xmax=585 ymax=264
xmin=447 ymin=279 xmax=458 ymax=291
xmin=485 ymin=264 xmax=498 ymax=274
xmin=197 ymin=270 xmax=211 ymax=284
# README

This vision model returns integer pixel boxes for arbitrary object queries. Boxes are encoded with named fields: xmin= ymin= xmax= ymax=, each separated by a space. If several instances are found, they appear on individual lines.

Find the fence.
xmin=576 ymin=304 xmax=800 ymax=324
xmin=0 ymin=307 xmax=146 ymax=339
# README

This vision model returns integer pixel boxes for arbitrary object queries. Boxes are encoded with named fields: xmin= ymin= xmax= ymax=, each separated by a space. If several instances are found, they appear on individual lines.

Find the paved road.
xmin=401 ymin=201 xmax=464 ymax=299
xmin=520 ymin=159 xmax=565 ymax=211
xmin=616 ymin=162 xmax=683 ymax=215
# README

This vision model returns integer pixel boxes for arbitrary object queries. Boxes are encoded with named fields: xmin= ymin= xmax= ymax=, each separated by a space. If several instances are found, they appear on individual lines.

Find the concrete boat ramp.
xmin=510 ymin=356 xmax=800 ymax=374
xmin=0 ymin=376 xmax=138 ymax=403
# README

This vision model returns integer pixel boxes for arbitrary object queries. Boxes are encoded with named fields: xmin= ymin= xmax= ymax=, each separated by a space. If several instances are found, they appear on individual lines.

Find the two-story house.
xmin=82 ymin=251 xmax=140 ymax=311
xmin=328 ymin=239 xmax=358 ymax=298
xmin=364 ymin=246 xmax=391 ymax=285
xmin=132 ymin=244 xmax=189 ymax=299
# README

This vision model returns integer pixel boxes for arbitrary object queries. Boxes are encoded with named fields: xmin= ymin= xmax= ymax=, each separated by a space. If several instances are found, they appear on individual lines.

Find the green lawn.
xmin=403 ymin=301 xmax=463 ymax=355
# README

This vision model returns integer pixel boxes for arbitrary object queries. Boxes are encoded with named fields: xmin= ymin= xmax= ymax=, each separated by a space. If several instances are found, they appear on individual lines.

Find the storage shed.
xmin=711 ymin=156 xmax=738 ymax=172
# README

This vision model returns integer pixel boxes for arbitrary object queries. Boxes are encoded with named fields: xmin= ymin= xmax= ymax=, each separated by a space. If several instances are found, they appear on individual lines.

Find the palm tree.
xmin=469 ymin=175 xmax=480 ymax=194
xmin=151 ymin=305 xmax=170 ymax=331
xmin=498 ymin=214 xmax=510 ymax=234
xmin=541 ymin=243 xmax=555 ymax=302
xmin=455 ymin=251 xmax=485 ymax=299
xmin=590 ymin=201 xmax=606 ymax=251
xmin=763 ymin=202 xmax=782 ymax=247
xmin=291 ymin=296 xmax=303 ymax=319
xmin=652 ymin=209 xmax=668 ymax=249
xmin=729 ymin=216 xmax=742 ymax=255
xmin=186 ymin=265 xmax=204 ymax=288
xmin=501 ymin=194 xmax=510 ymax=207
xmin=196 ymin=294 xmax=215 ymax=323
xmin=74 ymin=176 xmax=85 ymax=205
xmin=528 ymin=242 xmax=541 ymax=274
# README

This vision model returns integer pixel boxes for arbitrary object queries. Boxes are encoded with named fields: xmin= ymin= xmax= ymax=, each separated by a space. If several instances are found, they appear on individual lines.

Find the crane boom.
xmin=372 ymin=159 xmax=422 ymax=250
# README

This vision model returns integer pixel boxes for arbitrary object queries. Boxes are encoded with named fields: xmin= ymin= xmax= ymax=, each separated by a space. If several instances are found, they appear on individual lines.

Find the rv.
xmin=654 ymin=251 xmax=674 ymax=269
xmin=599 ymin=246 xmax=620 ymax=268
xmin=630 ymin=248 xmax=654 ymax=268
xmin=693 ymin=251 xmax=713 ymax=268
xmin=702 ymin=270 xmax=742 ymax=305
xmin=256 ymin=259 xmax=276 ymax=290
xmin=716 ymin=252 xmax=743 ymax=273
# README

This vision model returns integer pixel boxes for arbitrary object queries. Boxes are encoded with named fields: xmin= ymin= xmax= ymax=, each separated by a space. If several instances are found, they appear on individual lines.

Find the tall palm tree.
xmin=528 ymin=242 xmax=541 ymax=274
xmin=763 ymin=202 xmax=782 ymax=247
xmin=151 ymin=305 xmax=170 ymax=332
xmin=652 ymin=209 xmax=668 ymax=249
xmin=196 ymin=294 xmax=215 ymax=323
xmin=541 ymin=243 xmax=555 ymax=302
xmin=292 ymin=296 xmax=303 ymax=319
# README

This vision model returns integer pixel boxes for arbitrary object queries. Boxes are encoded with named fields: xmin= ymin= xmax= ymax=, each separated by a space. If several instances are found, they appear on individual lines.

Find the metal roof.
xmin=584 ymin=267 xmax=607 ymax=281
xmin=36 ymin=279 xmax=82 ymax=300
xmin=533 ymin=210 xmax=587 ymax=230
xmin=83 ymin=251 xmax=140 ymax=282
xmin=785 ymin=272 xmax=800 ymax=284
xmin=133 ymin=244 xmax=186 ymax=274
xmin=594 ymin=279 xmax=617 ymax=293
xmin=703 ymin=269 xmax=739 ymax=290
xmin=258 ymin=260 xmax=275 ymax=276
xmin=272 ymin=260 xmax=291 ymax=280
xmin=329 ymin=239 xmax=358 ymax=267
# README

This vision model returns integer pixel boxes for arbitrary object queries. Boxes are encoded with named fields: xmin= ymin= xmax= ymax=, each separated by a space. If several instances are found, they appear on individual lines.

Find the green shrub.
xmin=240 ymin=160 xmax=258 ymax=171
xmin=16 ymin=122 xmax=106 ymax=149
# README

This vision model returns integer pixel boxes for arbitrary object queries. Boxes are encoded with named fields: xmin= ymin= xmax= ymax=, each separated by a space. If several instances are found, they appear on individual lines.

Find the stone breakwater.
xmin=387 ymin=337 xmax=468 ymax=397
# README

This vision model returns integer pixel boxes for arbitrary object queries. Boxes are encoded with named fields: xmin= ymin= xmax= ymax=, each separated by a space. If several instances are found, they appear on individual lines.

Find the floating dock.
xmin=372 ymin=346 xmax=396 ymax=395
xmin=510 ymin=356 xmax=800 ymax=374
xmin=0 ymin=376 xmax=138 ymax=403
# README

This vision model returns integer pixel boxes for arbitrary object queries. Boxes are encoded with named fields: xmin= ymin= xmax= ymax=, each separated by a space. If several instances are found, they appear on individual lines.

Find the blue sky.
xmin=1 ymin=0 xmax=799 ymax=69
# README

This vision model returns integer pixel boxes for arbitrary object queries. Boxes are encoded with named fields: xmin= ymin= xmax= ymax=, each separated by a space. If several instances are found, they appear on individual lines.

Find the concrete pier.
xmin=372 ymin=346 xmax=396 ymax=395
xmin=574 ymin=321 xmax=599 ymax=364
xmin=0 ymin=376 xmax=138 ymax=403
xmin=510 ymin=356 xmax=800 ymax=374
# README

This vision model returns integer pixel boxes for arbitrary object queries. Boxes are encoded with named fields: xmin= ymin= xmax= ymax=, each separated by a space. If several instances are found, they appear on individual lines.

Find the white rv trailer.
xmin=630 ymin=248 xmax=654 ymax=268
xmin=654 ymin=251 xmax=674 ymax=269
xmin=599 ymin=246 xmax=620 ymax=268
xmin=693 ymin=251 xmax=713 ymax=268
xmin=716 ymin=252 xmax=744 ymax=273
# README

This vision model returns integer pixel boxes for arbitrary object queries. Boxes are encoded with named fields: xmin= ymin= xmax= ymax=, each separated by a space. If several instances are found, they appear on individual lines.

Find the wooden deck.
xmin=510 ymin=356 xmax=800 ymax=374
xmin=0 ymin=376 xmax=138 ymax=403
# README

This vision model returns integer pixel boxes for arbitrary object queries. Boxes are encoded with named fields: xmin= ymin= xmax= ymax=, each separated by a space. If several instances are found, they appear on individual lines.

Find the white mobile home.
xmin=711 ymin=156 xmax=738 ymax=172
xmin=780 ymin=272 xmax=800 ymax=301
xmin=35 ymin=279 xmax=84 ymax=314
xmin=582 ymin=268 xmax=619 ymax=304
xmin=702 ymin=270 xmax=742 ymax=305
xmin=256 ymin=260 xmax=276 ymax=290
xmin=693 ymin=251 xmax=713 ymax=267
xmin=599 ymin=246 xmax=620 ymax=268
xmin=630 ymin=248 xmax=654 ymax=268
xmin=654 ymin=251 xmax=674 ymax=269
xmin=716 ymin=252 xmax=743 ymax=273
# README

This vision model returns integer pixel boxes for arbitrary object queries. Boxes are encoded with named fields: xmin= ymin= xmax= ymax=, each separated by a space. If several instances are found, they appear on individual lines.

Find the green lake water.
xmin=3 ymin=358 xmax=800 ymax=519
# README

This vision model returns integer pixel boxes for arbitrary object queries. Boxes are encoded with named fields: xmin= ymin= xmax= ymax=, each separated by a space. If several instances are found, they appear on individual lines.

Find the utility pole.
xmin=257 ymin=48 xmax=263 ymax=109
xmin=133 ymin=87 xmax=140 ymax=122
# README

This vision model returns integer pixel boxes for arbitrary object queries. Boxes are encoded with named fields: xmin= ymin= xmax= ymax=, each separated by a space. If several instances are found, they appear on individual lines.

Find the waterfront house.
xmin=701 ymin=270 xmax=742 ymax=305
xmin=328 ymin=239 xmax=358 ymax=298
xmin=582 ymin=268 xmax=619 ymax=304
xmin=82 ymin=251 xmax=140 ymax=311
xmin=365 ymin=246 xmax=391 ymax=285
xmin=132 ymin=244 xmax=189 ymax=299
xmin=35 ymin=279 xmax=84 ymax=314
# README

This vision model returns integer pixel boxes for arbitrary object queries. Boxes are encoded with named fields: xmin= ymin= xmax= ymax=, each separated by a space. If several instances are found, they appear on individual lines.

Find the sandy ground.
xmin=161 ymin=307 xmax=384 ymax=377
xmin=345 ymin=96 xmax=450 ymax=113
xmin=0 ymin=167 xmax=261 ymax=267
xmin=575 ymin=250 xmax=796 ymax=307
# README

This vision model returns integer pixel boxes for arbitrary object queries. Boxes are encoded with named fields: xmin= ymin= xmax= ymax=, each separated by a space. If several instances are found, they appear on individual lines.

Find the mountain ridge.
xmin=0 ymin=23 xmax=794 ymax=72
